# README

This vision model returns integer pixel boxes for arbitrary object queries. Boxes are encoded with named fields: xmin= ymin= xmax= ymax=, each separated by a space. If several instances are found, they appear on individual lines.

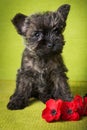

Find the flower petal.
xmin=83 ymin=97 xmax=87 ymax=116
xmin=42 ymin=107 xmax=55 ymax=122
xmin=74 ymin=95 xmax=84 ymax=116
xmin=46 ymin=99 xmax=57 ymax=110
xmin=62 ymin=101 xmax=76 ymax=112
xmin=84 ymin=97 xmax=87 ymax=103
xmin=55 ymin=111 xmax=61 ymax=120
xmin=69 ymin=112 xmax=80 ymax=121
xmin=56 ymin=99 xmax=63 ymax=110
xmin=62 ymin=112 xmax=80 ymax=121
xmin=74 ymin=95 xmax=83 ymax=108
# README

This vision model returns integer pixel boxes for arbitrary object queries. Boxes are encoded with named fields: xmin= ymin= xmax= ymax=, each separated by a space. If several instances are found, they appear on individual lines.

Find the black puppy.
xmin=7 ymin=4 xmax=73 ymax=110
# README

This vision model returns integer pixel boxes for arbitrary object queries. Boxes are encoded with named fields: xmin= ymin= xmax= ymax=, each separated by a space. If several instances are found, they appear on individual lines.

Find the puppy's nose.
xmin=47 ymin=43 xmax=53 ymax=48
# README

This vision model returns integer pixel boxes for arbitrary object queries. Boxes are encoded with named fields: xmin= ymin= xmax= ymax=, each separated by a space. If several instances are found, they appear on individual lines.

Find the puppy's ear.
xmin=12 ymin=13 xmax=27 ymax=35
xmin=57 ymin=4 xmax=71 ymax=22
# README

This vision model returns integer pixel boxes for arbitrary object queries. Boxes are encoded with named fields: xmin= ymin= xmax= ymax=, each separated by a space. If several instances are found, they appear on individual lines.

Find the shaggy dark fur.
xmin=7 ymin=4 xmax=73 ymax=110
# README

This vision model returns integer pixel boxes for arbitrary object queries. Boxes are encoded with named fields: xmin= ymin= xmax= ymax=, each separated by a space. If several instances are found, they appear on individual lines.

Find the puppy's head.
xmin=12 ymin=4 xmax=70 ymax=56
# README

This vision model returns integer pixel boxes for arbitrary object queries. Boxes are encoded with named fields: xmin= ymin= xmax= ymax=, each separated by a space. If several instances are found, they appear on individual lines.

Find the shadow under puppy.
xmin=7 ymin=4 xmax=73 ymax=110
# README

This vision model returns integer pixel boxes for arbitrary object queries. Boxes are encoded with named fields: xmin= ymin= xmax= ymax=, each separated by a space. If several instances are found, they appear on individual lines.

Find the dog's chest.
xmin=22 ymin=54 xmax=63 ymax=83
xmin=33 ymin=58 xmax=58 ymax=75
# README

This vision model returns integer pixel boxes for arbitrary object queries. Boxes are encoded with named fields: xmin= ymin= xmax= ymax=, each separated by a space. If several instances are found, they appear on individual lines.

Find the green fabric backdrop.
xmin=0 ymin=0 xmax=87 ymax=81
xmin=0 ymin=1 xmax=87 ymax=130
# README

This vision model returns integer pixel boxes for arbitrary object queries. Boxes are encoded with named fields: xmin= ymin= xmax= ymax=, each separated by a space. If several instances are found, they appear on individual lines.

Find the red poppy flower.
xmin=42 ymin=99 xmax=63 ymax=122
xmin=83 ymin=96 xmax=87 ymax=116
xmin=61 ymin=100 xmax=80 ymax=121
xmin=74 ymin=95 xmax=84 ymax=116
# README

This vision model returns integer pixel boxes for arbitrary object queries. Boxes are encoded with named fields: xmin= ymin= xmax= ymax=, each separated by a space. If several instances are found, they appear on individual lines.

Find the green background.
xmin=0 ymin=0 xmax=87 ymax=81
xmin=0 ymin=1 xmax=87 ymax=130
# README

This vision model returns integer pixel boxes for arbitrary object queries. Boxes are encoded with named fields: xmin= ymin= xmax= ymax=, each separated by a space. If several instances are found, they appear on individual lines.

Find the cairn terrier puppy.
xmin=7 ymin=4 xmax=73 ymax=110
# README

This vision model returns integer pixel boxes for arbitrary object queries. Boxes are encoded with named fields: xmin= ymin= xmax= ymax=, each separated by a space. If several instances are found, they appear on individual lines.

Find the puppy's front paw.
xmin=7 ymin=98 xmax=28 ymax=110
xmin=7 ymin=101 xmax=19 ymax=110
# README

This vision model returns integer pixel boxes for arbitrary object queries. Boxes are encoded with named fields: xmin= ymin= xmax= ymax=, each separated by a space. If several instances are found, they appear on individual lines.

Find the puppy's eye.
xmin=34 ymin=31 xmax=41 ymax=37
xmin=54 ymin=28 xmax=61 ymax=35
xmin=54 ymin=29 xmax=59 ymax=34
